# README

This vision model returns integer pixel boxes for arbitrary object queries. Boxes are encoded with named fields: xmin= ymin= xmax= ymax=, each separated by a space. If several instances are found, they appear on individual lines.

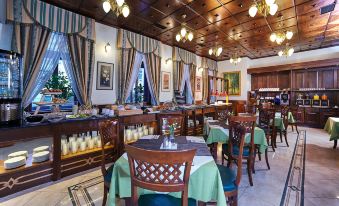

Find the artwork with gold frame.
xmin=196 ymin=76 xmax=202 ymax=92
xmin=223 ymin=71 xmax=241 ymax=96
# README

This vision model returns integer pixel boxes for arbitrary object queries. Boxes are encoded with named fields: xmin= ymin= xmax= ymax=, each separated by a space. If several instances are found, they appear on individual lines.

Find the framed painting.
xmin=196 ymin=76 xmax=202 ymax=92
xmin=223 ymin=71 xmax=241 ymax=96
xmin=161 ymin=71 xmax=171 ymax=92
xmin=97 ymin=62 xmax=114 ymax=90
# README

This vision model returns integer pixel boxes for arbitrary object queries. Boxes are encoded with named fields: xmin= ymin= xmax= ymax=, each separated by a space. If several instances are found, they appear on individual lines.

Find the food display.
xmin=4 ymin=156 xmax=26 ymax=169
xmin=52 ymin=98 xmax=67 ymax=104
xmin=42 ymin=88 xmax=62 ymax=94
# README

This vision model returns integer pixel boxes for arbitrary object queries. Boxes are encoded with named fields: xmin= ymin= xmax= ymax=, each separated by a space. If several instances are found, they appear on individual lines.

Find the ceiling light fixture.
xmin=270 ymin=30 xmax=293 ymax=45
xmin=209 ymin=46 xmax=223 ymax=57
xmin=278 ymin=43 xmax=294 ymax=57
xmin=249 ymin=0 xmax=278 ymax=18
xmin=102 ymin=0 xmax=130 ymax=18
xmin=176 ymin=27 xmax=194 ymax=43
xmin=229 ymin=53 xmax=241 ymax=65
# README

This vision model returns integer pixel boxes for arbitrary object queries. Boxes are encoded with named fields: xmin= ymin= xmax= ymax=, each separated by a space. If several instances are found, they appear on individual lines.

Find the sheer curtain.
xmin=23 ymin=32 xmax=63 ymax=108
xmin=143 ymin=53 xmax=161 ymax=105
xmin=178 ymin=64 xmax=194 ymax=104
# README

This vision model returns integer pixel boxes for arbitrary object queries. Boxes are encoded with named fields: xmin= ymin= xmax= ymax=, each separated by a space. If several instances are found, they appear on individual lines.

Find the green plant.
xmin=45 ymin=71 xmax=73 ymax=99
xmin=134 ymin=83 xmax=144 ymax=103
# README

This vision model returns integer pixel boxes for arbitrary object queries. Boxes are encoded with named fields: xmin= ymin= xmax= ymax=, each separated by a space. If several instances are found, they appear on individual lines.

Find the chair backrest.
xmin=230 ymin=115 xmax=256 ymax=149
xmin=281 ymin=105 xmax=290 ymax=128
xmin=98 ymin=120 xmax=118 ymax=177
xmin=258 ymin=108 xmax=276 ymax=135
xmin=227 ymin=121 xmax=247 ymax=186
xmin=158 ymin=113 xmax=184 ymax=136
xmin=290 ymin=106 xmax=302 ymax=123
xmin=125 ymin=145 xmax=196 ymax=206
xmin=216 ymin=106 xmax=232 ymax=122
xmin=244 ymin=104 xmax=257 ymax=115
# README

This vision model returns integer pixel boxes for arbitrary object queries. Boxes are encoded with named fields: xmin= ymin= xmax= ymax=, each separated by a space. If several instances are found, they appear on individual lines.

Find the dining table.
xmin=274 ymin=112 xmax=295 ymax=131
xmin=324 ymin=117 xmax=339 ymax=149
xmin=108 ymin=135 xmax=227 ymax=206
xmin=204 ymin=119 xmax=268 ymax=159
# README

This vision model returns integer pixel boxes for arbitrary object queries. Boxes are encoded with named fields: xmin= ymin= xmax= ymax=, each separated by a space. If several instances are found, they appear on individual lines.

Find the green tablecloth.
xmin=206 ymin=126 xmax=268 ymax=153
xmin=108 ymin=152 xmax=227 ymax=206
xmin=324 ymin=117 xmax=339 ymax=141
xmin=275 ymin=112 xmax=295 ymax=131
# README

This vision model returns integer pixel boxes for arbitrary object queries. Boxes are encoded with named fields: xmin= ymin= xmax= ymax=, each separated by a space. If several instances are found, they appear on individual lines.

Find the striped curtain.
xmin=19 ymin=24 xmax=51 ymax=108
xmin=67 ymin=35 xmax=95 ymax=106
xmin=189 ymin=64 xmax=197 ymax=101
xmin=173 ymin=61 xmax=184 ymax=91
xmin=144 ymin=53 xmax=161 ymax=105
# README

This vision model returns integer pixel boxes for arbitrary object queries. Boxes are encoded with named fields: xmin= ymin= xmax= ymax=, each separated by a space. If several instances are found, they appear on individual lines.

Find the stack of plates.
xmin=4 ymin=156 xmax=26 ymax=169
xmin=8 ymin=151 xmax=28 ymax=159
xmin=32 ymin=151 xmax=50 ymax=163
xmin=33 ymin=146 xmax=49 ymax=154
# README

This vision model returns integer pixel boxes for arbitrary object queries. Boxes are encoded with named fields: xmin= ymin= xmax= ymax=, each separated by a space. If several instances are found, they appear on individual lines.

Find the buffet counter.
xmin=0 ymin=104 xmax=234 ymax=197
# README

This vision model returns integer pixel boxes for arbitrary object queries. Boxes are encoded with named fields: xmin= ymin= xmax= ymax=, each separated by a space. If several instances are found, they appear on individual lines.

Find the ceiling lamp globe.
xmin=249 ymin=5 xmax=258 ymax=17
xmin=265 ymin=0 xmax=275 ymax=6
xmin=288 ymin=48 xmax=294 ymax=56
xmin=286 ymin=31 xmax=293 ymax=39
xmin=237 ymin=57 xmax=241 ymax=62
xmin=121 ymin=4 xmax=130 ymax=17
xmin=230 ymin=58 xmax=234 ymax=63
xmin=116 ymin=0 xmax=125 ymax=7
xmin=217 ymin=47 xmax=223 ymax=56
xmin=180 ymin=28 xmax=187 ymax=37
xmin=103 ymin=1 xmax=111 ymax=13
xmin=269 ymin=3 xmax=278 ymax=16
xmin=270 ymin=33 xmax=277 ymax=42
xmin=278 ymin=51 xmax=283 ymax=56
xmin=187 ymin=32 xmax=194 ymax=41
xmin=209 ymin=48 xmax=213 ymax=55
xmin=176 ymin=34 xmax=181 ymax=42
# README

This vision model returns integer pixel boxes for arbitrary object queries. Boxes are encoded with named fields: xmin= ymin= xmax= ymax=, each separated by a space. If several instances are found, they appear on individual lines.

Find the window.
xmin=127 ymin=62 xmax=152 ymax=105
xmin=31 ymin=60 xmax=75 ymax=113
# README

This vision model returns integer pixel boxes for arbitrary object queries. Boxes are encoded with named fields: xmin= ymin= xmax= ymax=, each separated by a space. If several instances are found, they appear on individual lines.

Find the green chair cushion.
xmin=217 ymin=164 xmax=237 ymax=192
xmin=138 ymin=194 xmax=197 ymax=206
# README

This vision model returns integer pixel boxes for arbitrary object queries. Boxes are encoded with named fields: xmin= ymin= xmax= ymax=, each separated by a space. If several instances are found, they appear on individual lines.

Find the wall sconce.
xmin=165 ymin=58 xmax=172 ymax=64
xmin=198 ymin=67 xmax=204 ymax=72
xmin=105 ymin=42 xmax=111 ymax=53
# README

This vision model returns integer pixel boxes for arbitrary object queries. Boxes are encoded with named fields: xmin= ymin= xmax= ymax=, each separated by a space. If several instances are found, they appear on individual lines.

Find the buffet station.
xmin=0 ymin=99 xmax=234 ymax=197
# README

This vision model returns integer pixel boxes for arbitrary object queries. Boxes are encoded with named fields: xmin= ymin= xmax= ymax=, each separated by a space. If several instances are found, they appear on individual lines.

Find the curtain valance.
xmin=117 ymin=29 xmax=160 ymax=55
xmin=172 ymin=47 xmax=197 ymax=65
xmin=7 ymin=0 xmax=95 ymax=40
xmin=201 ymin=57 xmax=218 ymax=71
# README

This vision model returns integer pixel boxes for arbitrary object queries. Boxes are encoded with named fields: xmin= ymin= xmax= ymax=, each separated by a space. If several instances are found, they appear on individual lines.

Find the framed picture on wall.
xmin=97 ymin=62 xmax=114 ymax=90
xmin=161 ymin=71 xmax=171 ymax=92
xmin=223 ymin=71 xmax=241 ymax=96
xmin=196 ymin=76 xmax=202 ymax=92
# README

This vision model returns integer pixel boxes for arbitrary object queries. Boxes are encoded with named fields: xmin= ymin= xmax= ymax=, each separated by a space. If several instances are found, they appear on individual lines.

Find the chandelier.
xmin=102 ymin=0 xmax=130 ymax=18
xmin=249 ymin=0 xmax=278 ymax=18
xmin=278 ymin=44 xmax=294 ymax=57
xmin=209 ymin=46 xmax=223 ymax=57
xmin=270 ymin=30 xmax=293 ymax=45
xmin=229 ymin=53 xmax=241 ymax=65
xmin=176 ymin=27 xmax=194 ymax=42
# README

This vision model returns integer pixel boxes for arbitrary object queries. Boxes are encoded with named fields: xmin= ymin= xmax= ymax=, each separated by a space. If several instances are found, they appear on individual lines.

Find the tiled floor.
xmin=0 ymin=127 xmax=338 ymax=206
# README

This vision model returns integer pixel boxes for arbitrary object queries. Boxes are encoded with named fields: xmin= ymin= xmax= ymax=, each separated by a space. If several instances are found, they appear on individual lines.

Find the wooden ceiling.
xmin=41 ymin=0 xmax=339 ymax=61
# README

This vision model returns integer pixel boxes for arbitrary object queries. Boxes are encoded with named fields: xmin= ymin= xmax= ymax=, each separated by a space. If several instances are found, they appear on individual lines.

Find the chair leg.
xmin=280 ymin=131 xmax=283 ymax=142
xmin=227 ymin=191 xmax=238 ymax=206
xmin=265 ymin=148 xmax=270 ymax=170
xmin=284 ymin=131 xmax=289 ymax=147
xmin=291 ymin=125 xmax=294 ymax=132
xmin=257 ymin=148 xmax=262 ymax=161
xmin=252 ymin=156 xmax=255 ymax=174
xmin=222 ymin=151 xmax=225 ymax=165
xmin=227 ymin=156 xmax=232 ymax=168
xmin=102 ymin=186 xmax=108 ymax=206
xmin=295 ymin=124 xmax=299 ymax=135
xmin=247 ymin=159 xmax=253 ymax=186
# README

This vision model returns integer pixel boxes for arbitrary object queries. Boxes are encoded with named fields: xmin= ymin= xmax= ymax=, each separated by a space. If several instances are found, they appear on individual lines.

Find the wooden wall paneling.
xmin=318 ymin=67 xmax=335 ymax=89
xmin=293 ymin=71 xmax=305 ymax=89
xmin=305 ymin=70 xmax=318 ymax=88
xmin=251 ymin=74 xmax=258 ymax=90
xmin=277 ymin=71 xmax=290 ymax=89
xmin=267 ymin=73 xmax=278 ymax=88
xmin=336 ymin=67 xmax=339 ymax=88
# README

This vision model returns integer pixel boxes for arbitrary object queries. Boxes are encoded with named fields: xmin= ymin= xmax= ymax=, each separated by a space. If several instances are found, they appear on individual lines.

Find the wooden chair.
xmin=217 ymin=121 xmax=247 ymax=206
xmin=276 ymin=105 xmax=289 ymax=147
xmin=289 ymin=106 xmax=301 ymax=134
xmin=243 ymin=104 xmax=257 ymax=115
xmin=98 ymin=120 xmax=119 ymax=206
xmin=222 ymin=116 xmax=257 ymax=186
xmin=216 ymin=106 xmax=232 ymax=122
xmin=125 ymin=145 xmax=197 ymax=206
xmin=158 ymin=113 xmax=184 ymax=136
